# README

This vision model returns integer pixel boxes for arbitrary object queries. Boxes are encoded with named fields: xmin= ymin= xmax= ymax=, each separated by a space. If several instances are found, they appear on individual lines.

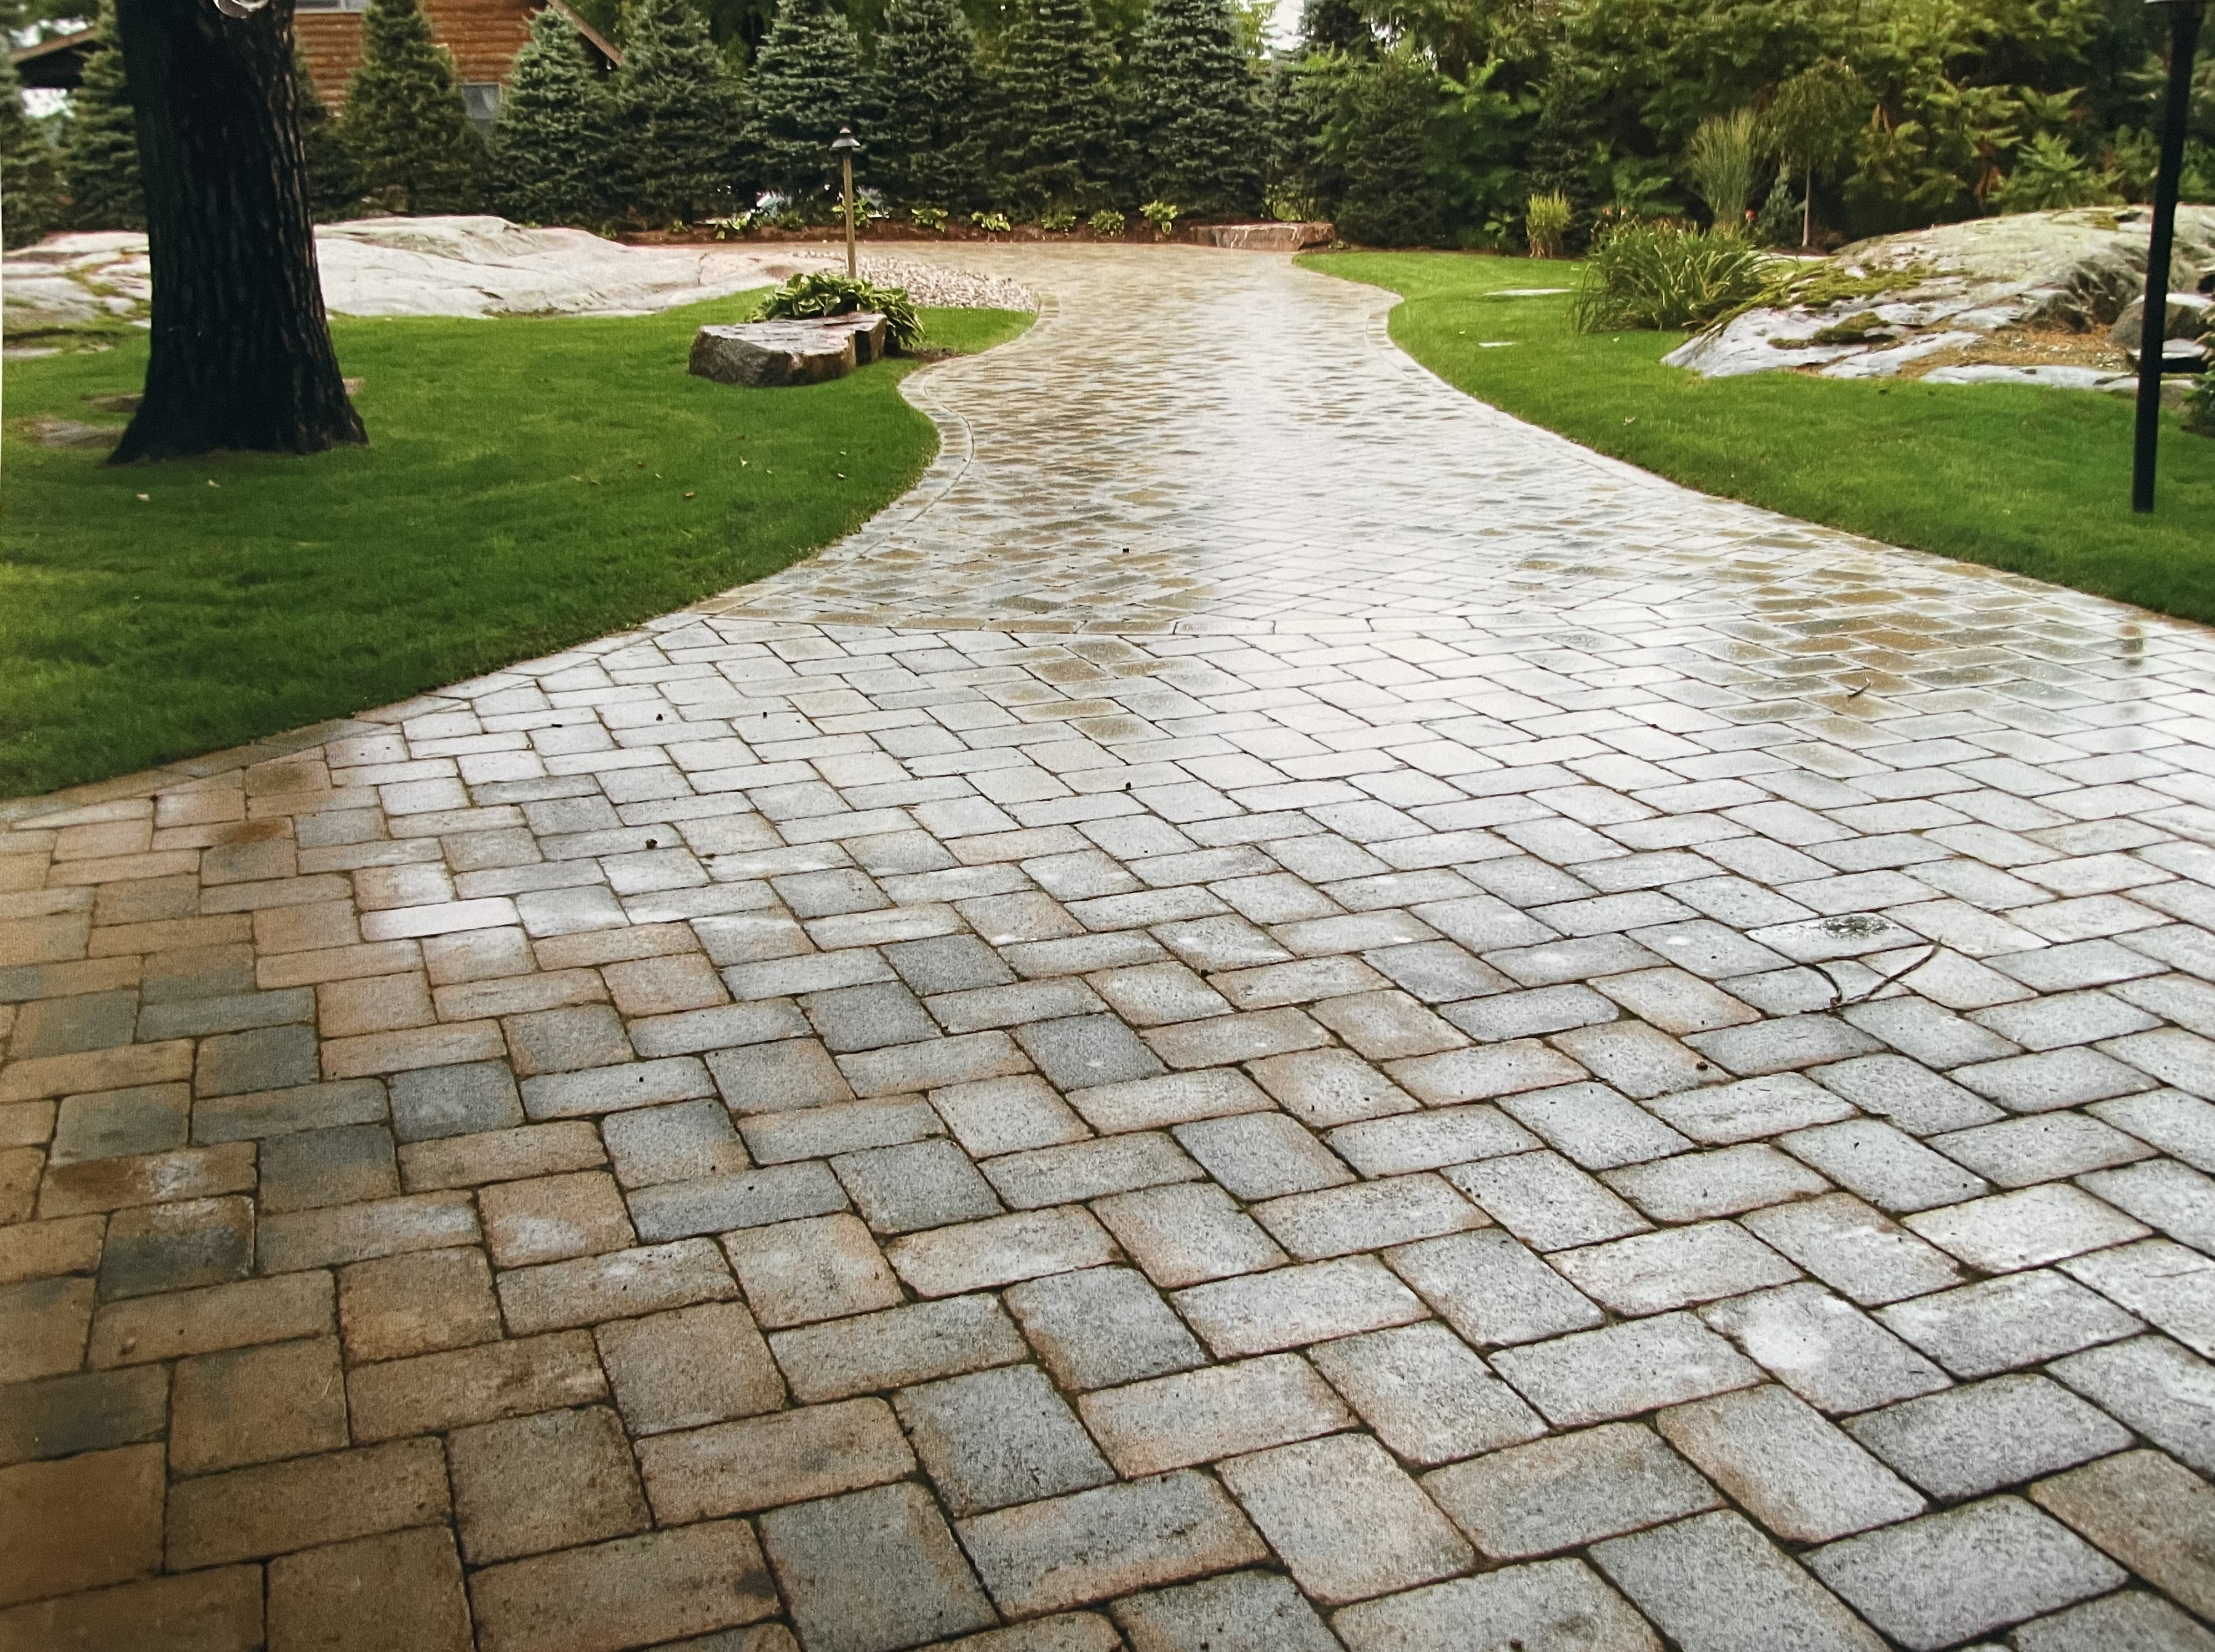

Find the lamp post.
xmin=832 ymin=127 xmax=861 ymax=280
xmin=2132 ymin=0 xmax=2205 ymax=513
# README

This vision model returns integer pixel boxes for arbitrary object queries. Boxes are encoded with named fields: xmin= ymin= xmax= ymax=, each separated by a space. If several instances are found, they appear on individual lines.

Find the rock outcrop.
xmin=2 ymin=216 xmax=1035 ymax=337
xmin=1665 ymin=206 xmax=2215 ymax=388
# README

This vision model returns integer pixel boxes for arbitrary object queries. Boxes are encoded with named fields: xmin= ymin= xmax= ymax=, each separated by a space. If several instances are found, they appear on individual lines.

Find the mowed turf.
xmin=1305 ymin=250 xmax=2215 ymax=629
xmin=0 ymin=296 xmax=1033 ymax=798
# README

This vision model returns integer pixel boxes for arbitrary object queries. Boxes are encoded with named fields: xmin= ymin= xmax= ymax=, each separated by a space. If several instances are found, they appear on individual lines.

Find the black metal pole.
xmin=2133 ymin=0 xmax=2204 ymax=513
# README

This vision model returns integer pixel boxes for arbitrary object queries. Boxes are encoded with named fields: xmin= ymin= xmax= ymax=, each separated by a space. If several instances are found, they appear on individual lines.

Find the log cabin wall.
xmin=295 ymin=0 xmax=536 ymax=110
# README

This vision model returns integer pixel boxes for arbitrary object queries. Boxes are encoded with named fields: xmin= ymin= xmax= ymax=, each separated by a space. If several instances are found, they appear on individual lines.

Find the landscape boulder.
xmin=1209 ymin=223 xmax=1335 ymax=251
xmin=1665 ymin=205 xmax=2215 ymax=389
xmin=687 ymin=313 xmax=891 ymax=387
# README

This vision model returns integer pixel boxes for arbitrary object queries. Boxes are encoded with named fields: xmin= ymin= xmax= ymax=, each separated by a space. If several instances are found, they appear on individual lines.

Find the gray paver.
xmin=893 ymin=1365 xmax=1114 ymax=1516
xmin=1740 ymin=1191 xmax=1969 ymax=1306
xmin=1592 ymin=1510 xmax=1885 ymax=1652
xmin=1172 ymin=1255 xmax=1428 ymax=1357
xmin=1423 ymin=1421 xmax=1719 ymax=1558
xmin=1333 ymin=1559 xmax=1662 ymax=1652
xmin=2028 ymin=1448 xmax=2215 ymax=1621
xmin=955 ymin=1470 xmax=1268 ymax=1619
xmin=1004 ymin=1265 xmax=1205 ymax=1390
xmin=1905 ymin=1182 xmax=2152 ymax=1272
xmin=1171 ymin=1111 xmax=1351 ymax=1200
xmin=1781 ymin=1119 xmax=1991 ymax=1213
xmin=1655 ymin=1384 xmax=1924 ymax=1542
xmin=1488 ymin=1312 xmax=1763 ymax=1427
xmin=1443 ymin=1150 xmax=1652 ymax=1252
xmin=1384 ymin=1227 xmax=1604 ymax=1348
xmin=1699 ymin=1282 xmax=1951 ymax=1414
xmin=2011 ymin=1591 xmax=2215 ymax=1652
xmin=1806 ymin=1496 xmax=2126 ymax=1651
xmin=1076 ymin=1353 xmax=1351 ymax=1475
xmin=1109 ymin=1570 xmax=1340 ymax=1652
xmin=1091 ymin=1181 xmax=1285 ymax=1287
xmin=2060 ymin=1238 xmax=2215 ymax=1357
xmin=1845 ymin=1373 xmax=2133 ymax=1499
xmin=2051 ymin=1335 xmax=2215 ymax=1475
xmin=1250 ymin=1172 xmax=1486 ymax=1260
xmin=1879 ymin=1269 xmax=2146 ymax=1378
xmin=1307 ymin=1321 xmax=1547 ymax=1464
xmin=758 ymin=1482 xmax=997 ymax=1652
xmin=1550 ymin=1220 xmax=1799 ymax=1316
xmin=1218 ymin=1432 xmax=1473 ymax=1604
xmin=2078 ymin=1160 xmax=2215 ymax=1258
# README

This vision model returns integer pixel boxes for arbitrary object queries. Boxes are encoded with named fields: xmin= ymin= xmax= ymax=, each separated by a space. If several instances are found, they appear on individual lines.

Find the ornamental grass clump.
xmin=1569 ymin=221 xmax=1774 ymax=333
xmin=753 ymin=271 xmax=923 ymax=348
xmin=1524 ymin=190 xmax=1569 ymax=258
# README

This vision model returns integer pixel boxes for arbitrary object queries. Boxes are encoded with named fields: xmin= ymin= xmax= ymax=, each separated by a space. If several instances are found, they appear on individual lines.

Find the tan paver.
xmin=6 ymin=244 xmax=2215 ymax=1648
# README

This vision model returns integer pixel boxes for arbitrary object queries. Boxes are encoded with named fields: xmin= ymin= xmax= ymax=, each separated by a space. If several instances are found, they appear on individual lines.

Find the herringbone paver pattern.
xmin=4 ymin=246 xmax=2214 ymax=1652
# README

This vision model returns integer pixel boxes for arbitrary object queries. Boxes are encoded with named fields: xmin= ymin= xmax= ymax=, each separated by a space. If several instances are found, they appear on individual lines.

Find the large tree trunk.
xmin=110 ymin=0 xmax=364 ymax=463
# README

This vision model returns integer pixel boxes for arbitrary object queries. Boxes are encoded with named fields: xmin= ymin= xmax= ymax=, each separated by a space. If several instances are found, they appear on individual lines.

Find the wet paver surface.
xmin=4 ymin=245 xmax=2214 ymax=1652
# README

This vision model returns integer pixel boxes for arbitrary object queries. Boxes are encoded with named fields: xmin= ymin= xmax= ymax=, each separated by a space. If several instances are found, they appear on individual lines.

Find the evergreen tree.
xmin=1123 ymin=0 xmax=1261 ymax=215
xmin=991 ymin=0 xmax=1122 ymax=211
xmin=295 ymin=52 xmax=361 ymax=221
xmin=0 ymin=53 xmax=66 ymax=248
xmin=1330 ymin=43 xmax=1443 ymax=245
xmin=491 ymin=7 xmax=616 ymax=224
xmin=1298 ymin=0 xmax=1371 ymax=57
xmin=343 ymin=0 xmax=485 ymax=214
xmin=871 ymin=0 xmax=985 ymax=209
xmin=614 ymin=0 xmax=744 ymax=221
xmin=62 ymin=1 xmax=143 ymax=230
xmin=743 ymin=0 xmax=867 ymax=207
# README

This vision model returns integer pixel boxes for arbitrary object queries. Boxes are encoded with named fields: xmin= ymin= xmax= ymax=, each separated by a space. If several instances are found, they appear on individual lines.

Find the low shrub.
xmin=1140 ymin=198 xmax=1181 ymax=234
xmin=971 ymin=210 xmax=1011 ymax=231
xmin=753 ymin=271 xmax=923 ymax=348
xmin=2186 ymin=371 xmax=2215 ymax=438
xmin=1525 ymin=190 xmax=1569 ymax=258
xmin=910 ymin=204 xmax=948 ymax=231
xmin=1569 ymin=221 xmax=1775 ymax=333
xmin=1041 ymin=205 xmax=1078 ymax=231
xmin=1088 ymin=207 xmax=1126 ymax=235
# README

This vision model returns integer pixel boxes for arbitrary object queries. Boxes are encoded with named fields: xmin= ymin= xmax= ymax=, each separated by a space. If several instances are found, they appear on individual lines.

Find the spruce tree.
xmin=1297 ymin=0 xmax=1370 ymax=57
xmin=62 ymin=1 xmax=143 ymax=230
xmin=1331 ymin=43 xmax=1443 ymax=246
xmin=295 ymin=52 xmax=361 ymax=221
xmin=743 ymin=0 xmax=867 ymax=207
xmin=0 ymin=53 xmax=66 ymax=248
xmin=343 ymin=0 xmax=485 ymax=214
xmin=491 ymin=7 xmax=616 ymax=224
xmin=613 ymin=0 xmax=744 ymax=221
xmin=1124 ymin=0 xmax=1261 ymax=215
xmin=991 ymin=0 xmax=1122 ymax=212
xmin=870 ymin=0 xmax=984 ymax=209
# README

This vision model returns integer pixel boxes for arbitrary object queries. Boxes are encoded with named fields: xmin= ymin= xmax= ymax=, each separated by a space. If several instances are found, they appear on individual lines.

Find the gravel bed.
xmin=792 ymin=251 xmax=1039 ymax=312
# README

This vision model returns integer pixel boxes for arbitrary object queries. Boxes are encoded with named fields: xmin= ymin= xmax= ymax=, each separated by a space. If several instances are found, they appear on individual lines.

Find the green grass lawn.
xmin=0 ymin=297 xmax=1032 ymax=799
xmin=1303 ymin=250 xmax=2215 ymax=629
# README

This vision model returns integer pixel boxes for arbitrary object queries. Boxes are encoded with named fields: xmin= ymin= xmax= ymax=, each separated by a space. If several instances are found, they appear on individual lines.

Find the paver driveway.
xmin=4 ymin=245 xmax=2215 ymax=1652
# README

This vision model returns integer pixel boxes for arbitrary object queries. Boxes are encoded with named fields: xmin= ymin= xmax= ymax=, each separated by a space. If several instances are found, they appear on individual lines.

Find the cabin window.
xmin=461 ymin=82 xmax=501 ymax=131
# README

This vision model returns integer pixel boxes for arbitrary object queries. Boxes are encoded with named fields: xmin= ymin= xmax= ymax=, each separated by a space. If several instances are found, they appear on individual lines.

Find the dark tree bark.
xmin=110 ymin=0 xmax=364 ymax=463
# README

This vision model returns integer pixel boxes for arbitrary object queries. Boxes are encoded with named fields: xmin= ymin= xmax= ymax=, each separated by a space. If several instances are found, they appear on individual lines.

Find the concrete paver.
xmin=4 ymin=243 xmax=2215 ymax=1648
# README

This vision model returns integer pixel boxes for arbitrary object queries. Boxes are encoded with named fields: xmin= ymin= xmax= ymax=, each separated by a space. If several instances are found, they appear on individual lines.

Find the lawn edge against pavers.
xmin=1303 ymin=250 xmax=2215 ymax=632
